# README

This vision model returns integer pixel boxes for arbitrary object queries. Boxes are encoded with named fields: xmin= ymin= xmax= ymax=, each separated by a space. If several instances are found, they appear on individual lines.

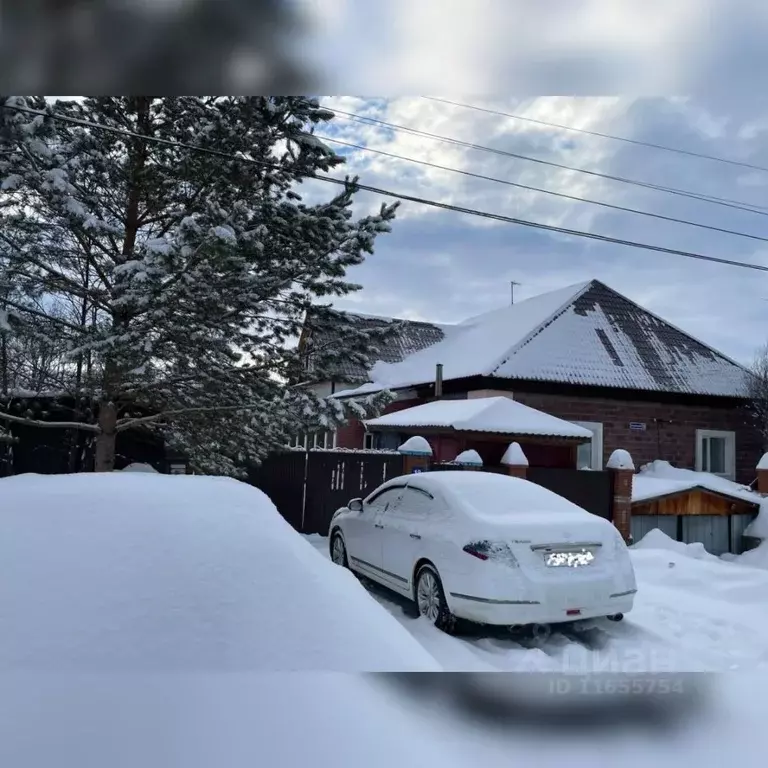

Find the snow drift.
xmin=0 ymin=473 xmax=439 ymax=672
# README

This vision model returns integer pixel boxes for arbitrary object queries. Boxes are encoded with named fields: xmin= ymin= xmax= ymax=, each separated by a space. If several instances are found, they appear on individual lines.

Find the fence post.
xmin=607 ymin=449 xmax=635 ymax=543
xmin=452 ymin=449 xmax=483 ymax=471
xmin=501 ymin=442 xmax=528 ymax=479
xmin=398 ymin=436 xmax=433 ymax=474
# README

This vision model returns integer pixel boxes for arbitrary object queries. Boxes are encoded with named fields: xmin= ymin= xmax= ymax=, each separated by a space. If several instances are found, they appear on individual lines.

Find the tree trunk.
xmin=94 ymin=401 xmax=117 ymax=472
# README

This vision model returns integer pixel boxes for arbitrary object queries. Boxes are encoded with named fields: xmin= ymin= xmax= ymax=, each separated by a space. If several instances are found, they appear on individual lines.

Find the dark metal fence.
xmin=526 ymin=467 xmax=614 ymax=520
xmin=249 ymin=450 xmax=406 ymax=534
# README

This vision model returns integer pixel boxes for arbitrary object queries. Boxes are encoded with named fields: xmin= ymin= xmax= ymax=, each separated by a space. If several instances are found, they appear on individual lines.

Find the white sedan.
xmin=329 ymin=470 xmax=637 ymax=632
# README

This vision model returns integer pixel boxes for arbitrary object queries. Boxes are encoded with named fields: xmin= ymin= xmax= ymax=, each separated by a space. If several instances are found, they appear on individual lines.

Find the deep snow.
xmin=0 ymin=473 xmax=439 ymax=672
xmin=305 ymin=530 xmax=768 ymax=674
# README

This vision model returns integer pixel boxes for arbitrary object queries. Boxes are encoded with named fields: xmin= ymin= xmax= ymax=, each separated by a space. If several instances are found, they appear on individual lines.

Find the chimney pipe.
xmin=435 ymin=363 xmax=443 ymax=398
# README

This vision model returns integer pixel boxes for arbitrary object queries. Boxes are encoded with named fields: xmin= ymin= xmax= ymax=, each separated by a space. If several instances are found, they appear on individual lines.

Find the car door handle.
xmin=410 ymin=533 xmax=421 ymax=540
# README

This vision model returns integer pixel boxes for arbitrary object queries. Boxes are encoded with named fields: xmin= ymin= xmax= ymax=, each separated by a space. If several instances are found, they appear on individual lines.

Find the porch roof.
xmin=363 ymin=397 xmax=593 ymax=441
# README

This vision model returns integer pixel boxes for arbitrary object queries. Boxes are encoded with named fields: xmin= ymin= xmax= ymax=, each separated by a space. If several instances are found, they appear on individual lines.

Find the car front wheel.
xmin=415 ymin=565 xmax=455 ymax=633
xmin=330 ymin=532 xmax=349 ymax=569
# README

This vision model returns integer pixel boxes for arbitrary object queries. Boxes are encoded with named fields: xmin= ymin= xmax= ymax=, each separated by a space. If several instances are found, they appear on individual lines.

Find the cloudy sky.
xmin=287 ymin=1 xmax=768 ymax=366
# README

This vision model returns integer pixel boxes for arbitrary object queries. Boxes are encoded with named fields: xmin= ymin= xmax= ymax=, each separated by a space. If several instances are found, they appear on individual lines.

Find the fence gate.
xmin=249 ymin=450 xmax=405 ymax=534
xmin=526 ymin=467 xmax=614 ymax=520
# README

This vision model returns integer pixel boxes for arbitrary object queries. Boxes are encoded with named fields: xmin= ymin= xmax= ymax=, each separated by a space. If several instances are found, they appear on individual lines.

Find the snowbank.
xmin=632 ymin=460 xmax=760 ymax=505
xmin=744 ymin=497 xmax=768 ymax=540
xmin=631 ymin=528 xmax=719 ymax=561
xmin=119 ymin=462 xmax=159 ymax=473
xmin=0 ymin=473 xmax=439 ymax=672
xmin=723 ymin=540 xmax=768 ymax=570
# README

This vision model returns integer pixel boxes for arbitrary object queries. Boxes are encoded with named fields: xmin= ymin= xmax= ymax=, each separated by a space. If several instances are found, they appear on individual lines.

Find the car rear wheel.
xmin=415 ymin=565 xmax=455 ymax=634
xmin=330 ymin=532 xmax=348 ymax=568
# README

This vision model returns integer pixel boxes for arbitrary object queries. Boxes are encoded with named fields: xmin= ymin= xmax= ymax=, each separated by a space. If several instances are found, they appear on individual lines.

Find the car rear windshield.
xmin=445 ymin=475 xmax=584 ymax=517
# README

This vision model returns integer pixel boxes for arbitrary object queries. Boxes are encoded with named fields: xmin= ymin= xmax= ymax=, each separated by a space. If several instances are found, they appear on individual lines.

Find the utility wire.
xmin=424 ymin=96 xmax=768 ymax=175
xmin=326 ymin=106 xmax=768 ymax=217
xmin=318 ymin=134 xmax=768 ymax=245
xmin=3 ymin=102 xmax=768 ymax=274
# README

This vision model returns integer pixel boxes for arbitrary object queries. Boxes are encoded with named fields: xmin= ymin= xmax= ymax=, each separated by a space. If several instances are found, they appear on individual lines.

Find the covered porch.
xmin=364 ymin=396 xmax=593 ymax=468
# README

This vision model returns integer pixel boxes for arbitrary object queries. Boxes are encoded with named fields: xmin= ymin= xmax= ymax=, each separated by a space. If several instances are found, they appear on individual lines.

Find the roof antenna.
xmin=510 ymin=281 xmax=521 ymax=305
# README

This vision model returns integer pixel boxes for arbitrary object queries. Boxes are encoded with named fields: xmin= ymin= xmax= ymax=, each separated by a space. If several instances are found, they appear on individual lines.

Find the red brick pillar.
xmin=398 ymin=436 xmax=433 ymax=475
xmin=758 ymin=453 xmax=768 ymax=494
xmin=501 ymin=442 xmax=528 ymax=479
xmin=607 ymin=449 xmax=635 ymax=544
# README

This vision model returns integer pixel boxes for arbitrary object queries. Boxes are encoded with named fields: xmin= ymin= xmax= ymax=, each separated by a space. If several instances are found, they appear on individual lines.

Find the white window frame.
xmin=571 ymin=421 xmax=604 ymax=470
xmin=364 ymin=431 xmax=375 ymax=450
xmin=696 ymin=429 xmax=735 ymax=479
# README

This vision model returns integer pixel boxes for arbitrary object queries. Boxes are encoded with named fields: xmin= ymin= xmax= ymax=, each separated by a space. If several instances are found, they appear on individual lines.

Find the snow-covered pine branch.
xmin=0 ymin=97 xmax=398 ymax=472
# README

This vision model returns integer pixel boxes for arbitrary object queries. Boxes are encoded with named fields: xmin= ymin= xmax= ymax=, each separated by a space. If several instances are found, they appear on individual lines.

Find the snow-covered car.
xmin=0 ymin=472 xmax=439 ymax=672
xmin=329 ymin=471 xmax=636 ymax=631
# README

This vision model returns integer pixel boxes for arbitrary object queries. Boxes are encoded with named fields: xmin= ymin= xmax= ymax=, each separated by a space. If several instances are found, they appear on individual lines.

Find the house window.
xmin=364 ymin=432 xmax=376 ymax=450
xmin=696 ymin=429 xmax=735 ymax=479
xmin=572 ymin=421 xmax=604 ymax=470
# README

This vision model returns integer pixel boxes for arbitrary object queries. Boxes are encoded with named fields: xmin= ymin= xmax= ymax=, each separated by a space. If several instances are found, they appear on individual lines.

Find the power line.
xmin=3 ymin=102 xmax=768 ymax=275
xmin=318 ymin=133 xmax=768 ymax=245
xmin=326 ymin=106 xmax=768 ymax=218
xmin=424 ymin=96 xmax=768 ymax=175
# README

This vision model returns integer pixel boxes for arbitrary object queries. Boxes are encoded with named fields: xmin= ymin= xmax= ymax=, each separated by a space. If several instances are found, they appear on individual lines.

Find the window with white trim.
xmin=364 ymin=432 xmax=376 ymax=450
xmin=571 ymin=421 xmax=604 ymax=470
xmin=696 ymin=429 xmax=735 ymax=479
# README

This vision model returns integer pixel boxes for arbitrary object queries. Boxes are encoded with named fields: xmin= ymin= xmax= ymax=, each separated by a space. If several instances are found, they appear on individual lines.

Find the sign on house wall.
xmin=629 ymin=422 xmax=647 ymax=432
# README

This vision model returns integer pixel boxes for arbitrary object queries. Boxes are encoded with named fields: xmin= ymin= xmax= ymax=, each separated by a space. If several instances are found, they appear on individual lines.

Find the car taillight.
xmin=463 ymin=544 xmax=490 ymax=560
xmin=463 ymin=541 xmax=519 ymax=568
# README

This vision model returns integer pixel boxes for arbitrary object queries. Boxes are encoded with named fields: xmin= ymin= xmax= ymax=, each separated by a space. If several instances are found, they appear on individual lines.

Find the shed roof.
xmin=631 ymin=461 xmax=761 ymax=505
xmin=364 ymin=396 xmax=593 ymax=439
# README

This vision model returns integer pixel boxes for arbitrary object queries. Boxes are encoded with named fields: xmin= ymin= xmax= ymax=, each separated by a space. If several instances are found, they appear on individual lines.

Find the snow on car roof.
xmin=0 ymin=473 xmax=439 ymax=672
xmin=404 ymin=471 xmax=589 ymax=515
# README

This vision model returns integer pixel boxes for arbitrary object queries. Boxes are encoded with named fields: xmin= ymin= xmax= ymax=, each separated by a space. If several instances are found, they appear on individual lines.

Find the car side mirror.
xmin=348 ymin=498 xmax=363 ymax=512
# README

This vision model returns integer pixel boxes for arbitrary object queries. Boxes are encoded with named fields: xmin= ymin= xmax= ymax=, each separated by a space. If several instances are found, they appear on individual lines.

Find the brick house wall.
xmin=334 ymin=384 xmax=763 ymax=483
xmin=513 ymin=390 xmax=762 ymax=484
xmin=335 ymin=398 xmax=422 ymax=450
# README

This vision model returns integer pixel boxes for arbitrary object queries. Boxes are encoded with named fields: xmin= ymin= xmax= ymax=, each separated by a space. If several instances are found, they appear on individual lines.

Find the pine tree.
xmin=0 ymin=96 xmax=398 ymax=475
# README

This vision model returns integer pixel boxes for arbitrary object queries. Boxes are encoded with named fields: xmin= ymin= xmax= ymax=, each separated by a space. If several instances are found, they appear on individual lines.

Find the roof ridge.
xmin=485 ymin=280 xmax=596 ymax=376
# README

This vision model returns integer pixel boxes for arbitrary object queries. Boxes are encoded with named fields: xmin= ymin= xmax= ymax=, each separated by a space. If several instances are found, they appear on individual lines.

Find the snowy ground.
xmin=304 ymin=532 xmax=768 ymax=673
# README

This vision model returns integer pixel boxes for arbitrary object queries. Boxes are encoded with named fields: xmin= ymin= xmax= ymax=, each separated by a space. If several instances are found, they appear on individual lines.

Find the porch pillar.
xmin=757 ymin=453 xmax=768 ymax=494
xmin=501 ymin=441 xmax=528 ymax=479
xmin=398 ymin=436 xmax=433 ymax=474
xmin=607 ymin=449 xmax=635 ymax=544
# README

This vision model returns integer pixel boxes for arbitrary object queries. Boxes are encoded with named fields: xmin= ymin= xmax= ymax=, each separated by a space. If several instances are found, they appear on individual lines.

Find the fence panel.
xmin=248 ymin=452 xmax=307 ymax=530
xmin=249 ymin=450 xmax=405 ymax=534
xmin=303 ymin=452 xmax=404 ymax=534
xmin=526 ymin=467 xmax=614 ymax=520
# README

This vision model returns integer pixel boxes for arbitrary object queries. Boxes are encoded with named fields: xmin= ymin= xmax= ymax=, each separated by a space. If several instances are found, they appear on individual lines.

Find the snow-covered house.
xmin=298 ymin=279 xmax=761 ymax=482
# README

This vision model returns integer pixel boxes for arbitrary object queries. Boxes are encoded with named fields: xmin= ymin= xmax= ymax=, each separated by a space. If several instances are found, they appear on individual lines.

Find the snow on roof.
xmin=0 ymin=473 xmax=439 ymax=672
xmin=631 ymin=460 xmax=761 ymax=505
xmin=332 ymin=280 xmax=749 ymax=399
xmin=758 ymin=453 xmax=768 ymax=471
xmin=364 ymin=396 xmax=593 ymax=439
